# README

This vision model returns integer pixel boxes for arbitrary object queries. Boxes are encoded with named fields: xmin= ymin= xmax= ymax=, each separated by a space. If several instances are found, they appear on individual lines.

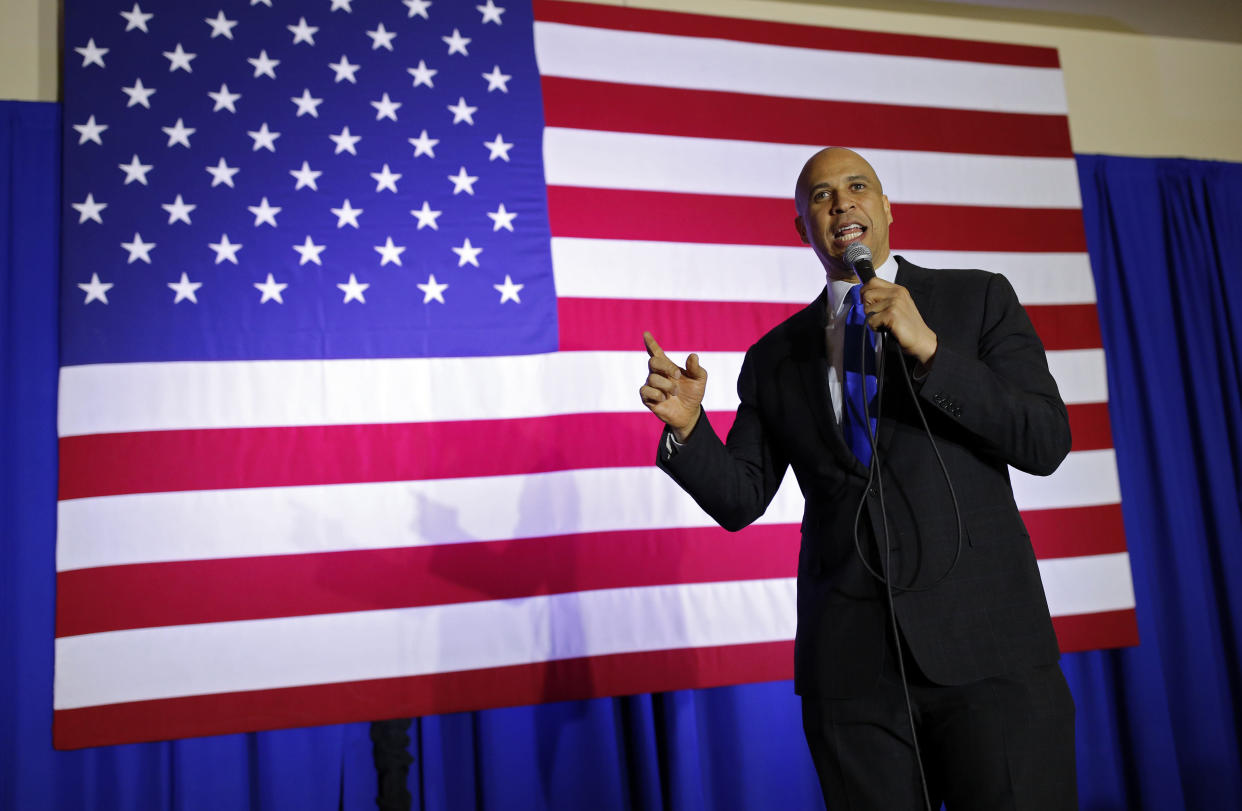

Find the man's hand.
xmin=639 ymin=331 xmax=707 ymax=441
xmin=860 ymin=278 xmax=938 ymax=364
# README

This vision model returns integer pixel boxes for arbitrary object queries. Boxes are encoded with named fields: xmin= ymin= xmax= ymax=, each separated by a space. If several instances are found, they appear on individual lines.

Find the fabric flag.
xmin=56 ymin=0 xmax=1137 ymax=749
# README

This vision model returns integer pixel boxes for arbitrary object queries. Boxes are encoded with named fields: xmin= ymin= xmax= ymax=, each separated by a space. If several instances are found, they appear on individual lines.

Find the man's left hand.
xmin=860 ymin=278 xmax=938 ymax=364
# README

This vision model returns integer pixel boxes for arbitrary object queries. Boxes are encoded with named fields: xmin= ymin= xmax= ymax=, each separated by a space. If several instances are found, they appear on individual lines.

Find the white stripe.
xmin=544 ymin=129 xmax=1082 ymax=209
xmin=54 ymin=578 xmax=799 ymax=709
xmin=59 ymin=451 xmax=1116 ymax=572
xmin=1040 ymin=552 xmax=1136 ymax=616
xmin=552 ymin=238 xmax=1096 ymax=306
xmin=58 ymin=348 xmax=1108 ymax=437
xmin=534 ymin=22 xmax=1068 ymax=115
xmin=1010 ymin=449 xmax=1120 ymax=511
xmin=56 ymin=466 xmax=808 ymax=571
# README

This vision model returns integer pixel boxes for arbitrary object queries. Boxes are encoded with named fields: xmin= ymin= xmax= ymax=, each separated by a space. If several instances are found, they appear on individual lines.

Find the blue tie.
xmin=842 ymin=285 xmax=878 ymax=467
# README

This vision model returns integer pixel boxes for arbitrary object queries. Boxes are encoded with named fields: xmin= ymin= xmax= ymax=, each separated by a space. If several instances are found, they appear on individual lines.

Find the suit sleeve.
xmin=917 ymin=271 xmax=1072 ymax=476
xmin=656 ymin=347 xmax=789 ymax=532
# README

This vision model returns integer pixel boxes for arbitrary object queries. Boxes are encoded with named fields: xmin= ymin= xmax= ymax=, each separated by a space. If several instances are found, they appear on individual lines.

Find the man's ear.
xmin=794 ymin=215 xmax=809 ymax=244
xmin=882 ymin=195 xmax=893 ymax=226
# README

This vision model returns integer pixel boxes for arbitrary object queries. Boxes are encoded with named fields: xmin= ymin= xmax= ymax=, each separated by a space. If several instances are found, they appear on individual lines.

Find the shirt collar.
xmin=827 ymin=253 xmax=900 ymax=320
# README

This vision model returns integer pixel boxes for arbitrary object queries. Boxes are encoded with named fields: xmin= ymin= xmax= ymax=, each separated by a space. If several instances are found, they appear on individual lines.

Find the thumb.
xmin=685 ymin=353 xmax=707 ymax=380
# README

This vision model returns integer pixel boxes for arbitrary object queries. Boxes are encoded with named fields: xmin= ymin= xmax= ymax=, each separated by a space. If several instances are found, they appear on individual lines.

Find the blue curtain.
xmin=5 ymin=101 xmax=1242 ymax=809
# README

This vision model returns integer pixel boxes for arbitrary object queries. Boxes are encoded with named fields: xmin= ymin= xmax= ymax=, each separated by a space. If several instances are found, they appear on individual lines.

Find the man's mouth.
xmin=833 ymin=223 xmax=866 ymax=245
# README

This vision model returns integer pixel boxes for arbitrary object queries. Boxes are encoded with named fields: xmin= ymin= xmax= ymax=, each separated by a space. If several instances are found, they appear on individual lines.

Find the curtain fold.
xmin=5 ymin=101 xmax=1242 ymax=809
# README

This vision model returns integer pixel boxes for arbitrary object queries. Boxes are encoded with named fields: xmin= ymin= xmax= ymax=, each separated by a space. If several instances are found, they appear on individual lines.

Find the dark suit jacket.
xmin=658 ymin=257 xmax=1071 ymax=698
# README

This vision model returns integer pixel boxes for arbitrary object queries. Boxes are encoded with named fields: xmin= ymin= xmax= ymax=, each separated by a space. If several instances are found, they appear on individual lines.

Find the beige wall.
xmin=6 ymin=0 xmax=1240 ymax=161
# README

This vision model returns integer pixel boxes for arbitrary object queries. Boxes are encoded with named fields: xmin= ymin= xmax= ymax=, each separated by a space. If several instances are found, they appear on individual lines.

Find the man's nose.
xmin=831 ymin=197 xmax=855 ymax=215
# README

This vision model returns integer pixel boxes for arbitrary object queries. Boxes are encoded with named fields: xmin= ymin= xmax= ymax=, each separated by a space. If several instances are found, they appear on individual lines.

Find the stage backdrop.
xmin=56 ymin=0 xmax=1137 ymax=749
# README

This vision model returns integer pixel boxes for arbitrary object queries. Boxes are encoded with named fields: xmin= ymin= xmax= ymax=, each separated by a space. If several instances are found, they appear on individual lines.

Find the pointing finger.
xmin=642 ymin=331 xmax=666 ymax=359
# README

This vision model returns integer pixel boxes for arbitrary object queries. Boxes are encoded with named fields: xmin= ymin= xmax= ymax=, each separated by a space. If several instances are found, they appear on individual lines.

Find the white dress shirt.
xmin=825 ymin=254 xmax=898 ymax=425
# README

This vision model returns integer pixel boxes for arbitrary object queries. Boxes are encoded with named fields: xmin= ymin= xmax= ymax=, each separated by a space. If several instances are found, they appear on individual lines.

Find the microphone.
xmin=844 ymin=242 xmax=876 ymax=283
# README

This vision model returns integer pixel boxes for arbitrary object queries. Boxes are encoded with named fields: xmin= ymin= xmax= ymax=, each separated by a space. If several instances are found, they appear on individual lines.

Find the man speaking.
xmin=640 ymin=148 xmax=1077 ymax=809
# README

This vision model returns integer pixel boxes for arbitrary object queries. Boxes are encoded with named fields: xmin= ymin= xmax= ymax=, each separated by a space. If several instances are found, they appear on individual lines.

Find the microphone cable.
xmin=843 ymin=263 xmax=966 ymax=811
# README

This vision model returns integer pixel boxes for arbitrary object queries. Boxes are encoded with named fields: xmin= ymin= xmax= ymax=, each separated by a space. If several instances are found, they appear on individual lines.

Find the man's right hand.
xmin=639 ymin=331 xmax=708 ymax=442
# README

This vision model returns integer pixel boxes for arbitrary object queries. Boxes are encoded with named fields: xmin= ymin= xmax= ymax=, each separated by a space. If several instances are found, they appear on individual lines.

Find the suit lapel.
xmin=877 ymin=258 xmax=937 ymax=452
xmin=790 ymin=288 xmax=865 ymax=474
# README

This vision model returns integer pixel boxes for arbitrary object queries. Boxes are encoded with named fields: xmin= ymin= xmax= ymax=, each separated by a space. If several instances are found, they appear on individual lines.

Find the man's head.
xmin=793 ymin=147 xmax=893 ymax=281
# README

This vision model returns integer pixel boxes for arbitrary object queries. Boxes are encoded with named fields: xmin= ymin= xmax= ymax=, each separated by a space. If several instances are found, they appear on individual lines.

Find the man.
xmin=639 ymin=148 xmax=1077 ymax=809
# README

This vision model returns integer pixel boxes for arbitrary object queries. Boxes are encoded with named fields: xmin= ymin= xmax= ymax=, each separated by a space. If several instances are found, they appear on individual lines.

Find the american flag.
xmin=56 ymin=0 xmax=1137 ymax=749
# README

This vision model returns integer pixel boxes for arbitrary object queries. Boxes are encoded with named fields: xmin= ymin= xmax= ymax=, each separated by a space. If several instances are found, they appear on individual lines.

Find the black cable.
xmin=845 ymin=313 xmax=967 ymax=811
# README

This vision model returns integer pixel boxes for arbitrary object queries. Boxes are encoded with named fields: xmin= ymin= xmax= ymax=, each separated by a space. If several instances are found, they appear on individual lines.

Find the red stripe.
xmin=1025 ymin=303 xmax=1102 ymax=352
xmin=59 ymin=399 xmax=1111 ymax=502
xmin=541 ymin=77 xmax=1073 ymax=158
xmin=532 ymin=0 xmax=1060 ymax=68
xmin=547 ymin=187 xmax=1088 ymax=252
xmin=52 ymin=641 xmax=796 ymax=749
xmin=1068 ymin=401 xmax=1114 ymax=453
xmin=560 ymin=297 xmax=1102 ymax=354
xmin=1052 ymin=608 xmax=1138 ymax=652
xmin=559 ymin=297 xmax=803 ymax=352
xmin=1024 ymin=503 xmax=1126 ymax=558
xmin=56 ymin=524 xmax=800 ymax=637
xmin=59 ymin=412 xmax=675 ymax=500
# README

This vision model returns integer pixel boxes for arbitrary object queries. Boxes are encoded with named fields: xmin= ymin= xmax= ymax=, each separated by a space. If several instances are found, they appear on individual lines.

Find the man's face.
xmin=794 ymin=148 xmax=893 ymax=280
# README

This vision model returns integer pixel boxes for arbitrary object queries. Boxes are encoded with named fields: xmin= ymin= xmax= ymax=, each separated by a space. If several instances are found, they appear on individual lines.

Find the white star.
xmin=404 ymin=0 xmax=432 ymax=19
xmin=208 ymin=233 xmax=242 ymax=264
xmin=477 ymin=1 xmax=505 ymax=25
xmin=208 ymin=83 xmax=241 ymax=112
xmin=483 ymin=133 xmax=512 ymax=161
xmin=329 ymin=126 xmax=361 ymax=155
xmin=205 ymin=157 xmax=240 ymax=187
xmin=371 ymin=163 xmax=401 ymax=193
xmin=291 ymin=88 xmax=324 ymax=117
xmin=73 ymin=115 xmax=108 ymax=145
xmin=417 ymin=274 xmax=448 ymax=303
xmin=451 ymin=237 xmax=482 ymax=267
xmin=447 ymin=166 xmax=478 ymax=195
xmin=205 ymin=11 xmax=238 ymax=39
xmin=408 ymin=129 xmax=438 ymax=157
xmin=494 ymin=274 xmax=524 ymax=303
xmin=482 ymin=65 xmax=511 ymax=92
xmin=288 ymin=17 xmax=319 ymax=45
xmin=78 ymin=273 xmax=113 ymax=305
xmin=366 ymin=22 xmax=397 ymax=50
xmin=75 ymin=39 xmax=109 ymax=68
xmin=120 ymin=4 xmax=153 ymax=32
xmin=168 ymin=272 xmax=203 ymax=303
xmin=248 ymin=50 xmax=280 ymax=79
xmin=251 ymin=0 xmax=272 ymax=6
xmin=447 ymin=97 xmax=477 ymax=125
xmin=247 ymin=122 xmax=281 ymax=152
xmin=72 ymin=193 xmax=107 ymax=224
xmin=410 ymin=201 xmax=441 ymax=230
xmin=163 ymin=43 xmax=196 ymax=72
xmin=371 ymin=92 xmax=401 ymax=121
xmin=442 ymin=28 xmax=470 ymax=55
xmin=254 ymin=273 xmax=287 ymax=304
xmin=337 ymin=273 xmax=370 ymax=303
xmin=121 ymin=78 xmax=156 ymax=108
xmin=331 ymin=198 xmax=363 ymax=228
xmin=290 ymin=161 xmax=322 ymax=190
xmin=293 ymin=235 xmax=327 ymax=265
xmin=407 ymin=60 xmax=437 ymax=88
xmin=162 ymin=118 xmax=195 ymax=148
xmin=162 ymin=194 xmax=196 ymax=224
xmin=330 ymin=0 xmax=353 ymax=11
xmin=118 ymin=154 xmax=153 ymax=185
xmin=248 ymin=197 xmax=281 ymax=227
xmin=374 ymin=236 xmax=406 ymax=266
xmin=487 ymin=202 xmax=517 ymax=231
xmin=120 ymin=232 xmax=156 ymax=263
xmin=328 ymin=54 xmax=360 ymax=83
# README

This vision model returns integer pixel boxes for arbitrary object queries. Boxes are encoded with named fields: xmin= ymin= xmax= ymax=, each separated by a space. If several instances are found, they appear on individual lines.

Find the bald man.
xmin=641 ymin=148 xmax=1077 ymax=809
